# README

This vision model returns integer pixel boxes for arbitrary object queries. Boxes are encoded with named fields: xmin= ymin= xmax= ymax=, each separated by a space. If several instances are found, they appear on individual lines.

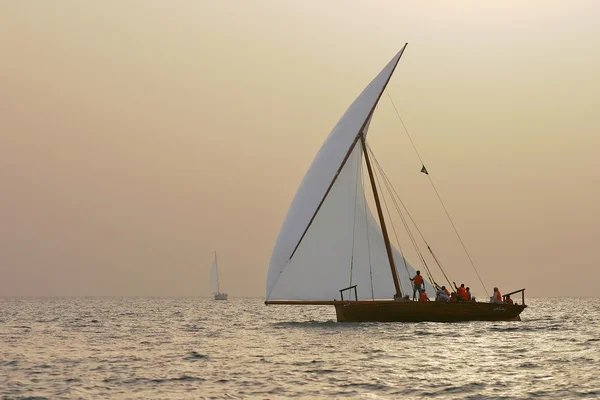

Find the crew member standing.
xmin=410 ymin=271 xmax=424 ymax=301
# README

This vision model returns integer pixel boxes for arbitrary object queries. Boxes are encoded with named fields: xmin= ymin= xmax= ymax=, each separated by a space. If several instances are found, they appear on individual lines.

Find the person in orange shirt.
xmin=410 ymin=270 xmax=424 ymax=301
xmin=449 ymin=292 xmax=458 ymax=303
xmin=490 ymin=287 xmax=502 ymax=304
xmin=454 ymin=282 xmax=469 ymax=301
xmin=419 ymin=288 xmax=430 ymax=302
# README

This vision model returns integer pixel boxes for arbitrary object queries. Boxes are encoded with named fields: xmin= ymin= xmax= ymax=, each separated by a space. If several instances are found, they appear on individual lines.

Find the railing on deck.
xmin=503 ymin=288 xmax=526 ymax=305
xmin=339 ymin=285 xmax=358 ymax=301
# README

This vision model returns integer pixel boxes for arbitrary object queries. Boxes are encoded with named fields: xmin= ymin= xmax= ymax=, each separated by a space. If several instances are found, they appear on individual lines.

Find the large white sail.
xmin=210 ymin=255 xmax=219 ymax=294
xmin=266 ymin=144 xmax=434 ymax=300
xmin=266 ymin=46 xmax=434 ymax=301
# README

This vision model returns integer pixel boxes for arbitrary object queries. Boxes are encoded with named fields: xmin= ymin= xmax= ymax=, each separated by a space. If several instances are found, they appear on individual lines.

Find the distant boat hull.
xmin=266 ymin=300 xmax=526 ymax=322
xmin=214 ymin=293 xmax=228 ymax=301
xmin=334 ymin=301 xmax=526 ymax=322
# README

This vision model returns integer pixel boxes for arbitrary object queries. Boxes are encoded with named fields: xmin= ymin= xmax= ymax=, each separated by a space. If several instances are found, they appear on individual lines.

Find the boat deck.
xmin=266 ymin=300 xmax=527 ymax=322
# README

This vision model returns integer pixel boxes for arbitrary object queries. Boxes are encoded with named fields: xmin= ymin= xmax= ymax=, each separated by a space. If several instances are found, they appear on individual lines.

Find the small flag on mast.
xmin=420 ymin=165 xmax=429 ymax=175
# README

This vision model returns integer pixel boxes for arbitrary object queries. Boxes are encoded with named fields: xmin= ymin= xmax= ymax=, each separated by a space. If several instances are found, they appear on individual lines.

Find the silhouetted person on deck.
xmin=454 ymin=282 xmax=469 ymax=301
xmin=436 ymin=285 xmax=450 ymax=301
xmin=410 ymin=270 xmax=424 ymax=301
xmin=490 ymin=287 xmax=502 ymax=304
xmin=449 ymin=292 xmax=459 ymax=303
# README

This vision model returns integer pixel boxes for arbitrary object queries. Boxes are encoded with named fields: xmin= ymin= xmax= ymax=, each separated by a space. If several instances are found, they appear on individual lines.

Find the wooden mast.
xmin=360 ymin=134 xmax=402 ymax=298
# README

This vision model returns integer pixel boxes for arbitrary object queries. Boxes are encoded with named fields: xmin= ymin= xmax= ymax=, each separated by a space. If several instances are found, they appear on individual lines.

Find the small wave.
xmin=305 ymin=369 xmax=337 ymax=374
xmin=441 ymin=386 xmax=469 ymax=393
xmin=486 ymin=324 xmax=561 ymax=333
xmin=291 ymin=360 xmax=321 ymax=366
xmin=363 ymin=349 xmax=384 ymax=354
xmin=571 ymin=356 xmax=595 ymax=362
xmin=489 ymin=326 xmax=523 ymax=332
xmin=185 ymin=351 xmax=208 ymax=360
xmin=105 ymin=375 xmax=205 ymax=385
xmin=391 ymin=388 xmax=420 ymax=396
xmin=519 ymin=362 xmax=540 ymax=369
xmin=342 ymin=382 xmax=388 ymax=390
xmin=157 ymin=375 xmax=203 ymax=383
xmin=36 ymin=318 xmax=58 ymax=323
xmin=182 ymin=325 xmax=205 ymax=332
xmin=272 ymin=320 xmax=340 ymax=329
xmin=513 ymin=348 xmax=528 ymax=353
xmin=118 ymin=312 xmax=137 ymax=316
xmin=414 ymin=330 xmax=435 ymax=336
xmin=548 ymin=326 xmax=564 ymax=331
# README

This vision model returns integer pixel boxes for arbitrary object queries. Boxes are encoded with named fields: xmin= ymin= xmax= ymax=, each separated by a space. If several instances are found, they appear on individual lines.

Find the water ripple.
xmin=0 ymin=297 xmax=599 ymax=399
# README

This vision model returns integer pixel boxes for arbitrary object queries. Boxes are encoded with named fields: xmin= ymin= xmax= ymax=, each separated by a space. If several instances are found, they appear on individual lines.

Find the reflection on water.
xmin=1 ymin=297 xmax=599 ymax=399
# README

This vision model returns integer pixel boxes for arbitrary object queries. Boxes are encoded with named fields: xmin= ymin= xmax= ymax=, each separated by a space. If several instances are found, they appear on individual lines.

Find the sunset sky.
xmin=1 ymin=1 xmax=599 ymax=297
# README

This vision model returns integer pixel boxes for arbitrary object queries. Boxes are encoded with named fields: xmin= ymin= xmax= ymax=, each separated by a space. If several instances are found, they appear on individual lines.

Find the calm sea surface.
xmin=1 ymin=297 xmax=599 ymax=399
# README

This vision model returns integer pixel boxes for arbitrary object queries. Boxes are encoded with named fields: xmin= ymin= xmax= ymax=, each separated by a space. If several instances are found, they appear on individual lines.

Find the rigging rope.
xmin=366 ymin=140 xmax=454 ymax=290
xmin=380 ymin=168 xmax=453 ymax=290
xmin=386 ymin=90 xmax=489 ymax=296
xmin=366 ymin=144 xmax=437 ymax=288
xmin=427 ymin=245 xmax=453 ymax=290
xmin=366 ymin=142 xmax=456 ymax=290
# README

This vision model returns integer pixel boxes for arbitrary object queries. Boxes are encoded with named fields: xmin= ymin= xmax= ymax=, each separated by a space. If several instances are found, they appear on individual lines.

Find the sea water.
xmin=1 ymin=297 xmax=598 ymax=399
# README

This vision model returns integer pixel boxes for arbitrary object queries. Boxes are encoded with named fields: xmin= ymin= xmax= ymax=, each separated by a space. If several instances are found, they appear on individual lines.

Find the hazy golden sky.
xmin=1 ymin=1 xmax=599 ymax=297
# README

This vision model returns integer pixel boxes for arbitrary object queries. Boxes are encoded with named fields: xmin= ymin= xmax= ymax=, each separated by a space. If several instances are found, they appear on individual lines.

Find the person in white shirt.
xmin=490 ymin=287 xmax=503 ymax=304
xmin=436 ymin=286 xmax=450 ymax=302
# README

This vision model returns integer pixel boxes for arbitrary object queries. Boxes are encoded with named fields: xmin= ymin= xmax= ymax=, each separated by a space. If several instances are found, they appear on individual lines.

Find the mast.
xmin=360 ymin=134 xmax=402 ymax=297
xmin=215 ymin=251 xmax=220 ymax=293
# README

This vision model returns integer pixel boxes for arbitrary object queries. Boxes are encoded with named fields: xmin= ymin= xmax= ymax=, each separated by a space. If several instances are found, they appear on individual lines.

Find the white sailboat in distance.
xmin=211 ymin=252 xmax=227 ymax=300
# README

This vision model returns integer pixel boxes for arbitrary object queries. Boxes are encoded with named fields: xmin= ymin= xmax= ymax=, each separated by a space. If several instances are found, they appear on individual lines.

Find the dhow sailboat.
xmin=264 ymin=44 xmax=526 ymax=322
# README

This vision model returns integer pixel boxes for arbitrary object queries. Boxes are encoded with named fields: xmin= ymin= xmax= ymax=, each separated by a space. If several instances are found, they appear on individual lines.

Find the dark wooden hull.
xmin=334 ymin=301 xmax=526 ymax=322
